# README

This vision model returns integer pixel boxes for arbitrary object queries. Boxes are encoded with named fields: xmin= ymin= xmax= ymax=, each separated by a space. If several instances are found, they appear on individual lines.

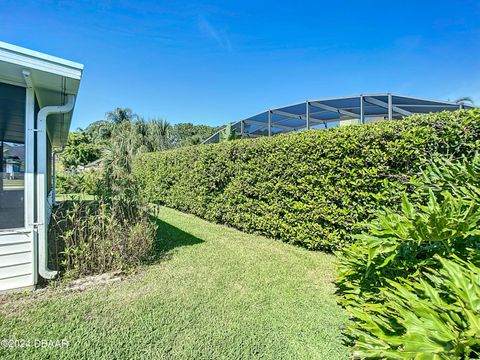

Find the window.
xmin=0 ymin=83 xmax=26 ymax=230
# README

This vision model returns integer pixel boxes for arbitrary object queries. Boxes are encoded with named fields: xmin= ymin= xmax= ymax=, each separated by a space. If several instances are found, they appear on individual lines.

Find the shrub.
xmin=350 ymin=256 xmax=480 ymax=359
xmin=337 ymin=156 xmax=480 ymax=306
xmin=134 ymin=110 xmax=480 ymax=251
xmin=337 ymin=156 xmax=480 ymax=358
xmin=49 ymin=121 xmax=160 ymax=279
xmin=56 ymin=170 xmax=102 ymax=195
xmin=49 ymin=199 xmax=156 ymax=278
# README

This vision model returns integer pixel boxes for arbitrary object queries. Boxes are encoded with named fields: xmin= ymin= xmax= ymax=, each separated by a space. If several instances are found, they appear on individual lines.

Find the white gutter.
xmin=37 ymin=95 xmax=75 ymax=280
xmin=0 ymin=41 xmax=84 ymax=80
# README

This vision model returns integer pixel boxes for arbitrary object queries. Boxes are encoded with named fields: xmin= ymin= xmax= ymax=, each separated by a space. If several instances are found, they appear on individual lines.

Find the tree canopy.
xmin=59 ymin=132 xmax=102 ymax=169
xmin=59 ymin=108 xmax=219 ymax=170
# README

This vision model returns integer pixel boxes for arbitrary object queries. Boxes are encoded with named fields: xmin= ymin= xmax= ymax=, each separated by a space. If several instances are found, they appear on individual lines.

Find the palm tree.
xmin=219 ymin=123 xmax=240 ymax=142
xmin=85 ymin=120 xmax=113 ymax=141
xmin=189 ymin=135 xmax=201 ymax=145
xmin=147 ymin=119 xmax=171 ymax=151
xmin=454 ymin=97 xmax=474 ymax=105
xmin=103 ymin=118 xmax=172 ymax=181
xmin=105 ymin=108 xmax=138 ymax=124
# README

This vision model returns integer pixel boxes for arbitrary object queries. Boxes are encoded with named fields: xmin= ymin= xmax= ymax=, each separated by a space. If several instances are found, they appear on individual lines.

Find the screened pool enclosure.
xmin=202 ymin=94 xmax=472 ymax=144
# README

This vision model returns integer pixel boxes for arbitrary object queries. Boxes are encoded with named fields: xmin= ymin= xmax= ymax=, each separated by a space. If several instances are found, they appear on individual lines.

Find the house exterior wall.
xmin=0 ymin=230 xmax=34 ymax=291
xmin=0 ymin=41 xmax=83 ymax=292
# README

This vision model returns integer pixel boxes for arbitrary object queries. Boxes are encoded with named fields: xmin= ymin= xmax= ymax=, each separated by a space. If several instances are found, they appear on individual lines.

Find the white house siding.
xmin=0 ymin=231 xmax=34 ymax=291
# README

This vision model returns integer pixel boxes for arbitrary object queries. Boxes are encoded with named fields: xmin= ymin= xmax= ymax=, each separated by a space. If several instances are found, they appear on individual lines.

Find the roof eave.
xmin=0 ymin=41 xmax=83 ymax=81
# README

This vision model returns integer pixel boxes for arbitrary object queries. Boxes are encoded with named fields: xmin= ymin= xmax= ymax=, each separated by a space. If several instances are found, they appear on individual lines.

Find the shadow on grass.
xmin=150 ymin=216 xmax=204 ymax=262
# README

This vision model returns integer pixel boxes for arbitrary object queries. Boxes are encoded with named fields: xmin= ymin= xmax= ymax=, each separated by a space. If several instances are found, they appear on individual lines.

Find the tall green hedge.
xmin=134 ymin=110 xmax=480 ymax=250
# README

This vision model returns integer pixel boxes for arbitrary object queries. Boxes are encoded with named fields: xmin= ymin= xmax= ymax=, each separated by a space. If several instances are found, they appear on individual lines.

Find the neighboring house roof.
xmin=76 ymin=158 xmax=102 ymax=173
xmin=0 ymin=41 xmax=84 ymax=147
xmin=85 ymin=158 xmax=102 ymax=168
xmin=3 ymin=143 xmax=25 ymax=162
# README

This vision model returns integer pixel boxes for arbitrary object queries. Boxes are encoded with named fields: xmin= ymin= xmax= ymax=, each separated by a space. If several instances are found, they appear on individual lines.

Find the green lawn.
xmin=0 ymin=206 xmax=349 ymax=359
xmin=2 ymin=179 xmax=24 ymax=190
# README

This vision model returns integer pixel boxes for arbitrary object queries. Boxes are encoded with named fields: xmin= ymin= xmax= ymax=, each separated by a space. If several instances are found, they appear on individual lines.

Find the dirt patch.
xmin=0 ymin=271 xmax=128 ymax=316
xmin=63 ymin=271 xmax=125 ymax=292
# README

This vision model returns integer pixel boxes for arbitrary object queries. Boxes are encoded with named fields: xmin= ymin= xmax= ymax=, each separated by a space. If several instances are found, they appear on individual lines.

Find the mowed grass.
xmin=0 ymin=206 xmax=349 ymax=359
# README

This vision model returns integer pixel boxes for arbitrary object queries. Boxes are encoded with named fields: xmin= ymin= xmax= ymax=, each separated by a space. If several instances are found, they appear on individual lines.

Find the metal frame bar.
xmin=395 ymin=104 xmax=462 ymax=108
xmin=267 ymin=110 xmax=272 ymax=136
xmin=360 ymin=95 xmax=365 ymax=124
xmin=306 ymin=101 xmax=310 ymax=130
xmin=271 ymin=109 xmax=303 ymax=119
xmin=25 ymin=80 xmax=36 ymax=285
xmin=271 ymin=108 xmax=331 ymax=125
xmin=246 ymin=119 xmax=301 ymax=131
xmin=246 ymin=115 xmax=345 ymax=133
xmin=387 ymin=93 xmax=393 ymax=120
xmin=364 ymin=96 xmax=412 ymax=116
xmin=309 ymin=101 xmax=358 ymax=118
xmin=23 ymin=72 xmax=35 ymax=231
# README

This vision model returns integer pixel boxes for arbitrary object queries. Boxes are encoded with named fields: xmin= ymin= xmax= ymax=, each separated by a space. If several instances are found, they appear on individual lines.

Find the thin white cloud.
xmin=197 ymin=15 xmax=232 ymax=52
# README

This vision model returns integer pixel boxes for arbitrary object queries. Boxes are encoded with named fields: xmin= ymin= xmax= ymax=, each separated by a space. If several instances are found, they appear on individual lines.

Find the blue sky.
xmin=1 ymin=0 xmax=479 ymax=129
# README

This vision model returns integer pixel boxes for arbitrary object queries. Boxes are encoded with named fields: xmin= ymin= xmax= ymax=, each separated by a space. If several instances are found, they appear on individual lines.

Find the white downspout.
xmin=52 ymin=147 xmax=65 ymax=206
xmin=37 ymin=95 xmax=75 ymax=280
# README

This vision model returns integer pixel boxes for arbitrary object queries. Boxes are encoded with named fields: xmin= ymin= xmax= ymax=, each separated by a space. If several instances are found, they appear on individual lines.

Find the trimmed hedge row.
xmin=134 ymin=110 xmax=480 ymax=250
